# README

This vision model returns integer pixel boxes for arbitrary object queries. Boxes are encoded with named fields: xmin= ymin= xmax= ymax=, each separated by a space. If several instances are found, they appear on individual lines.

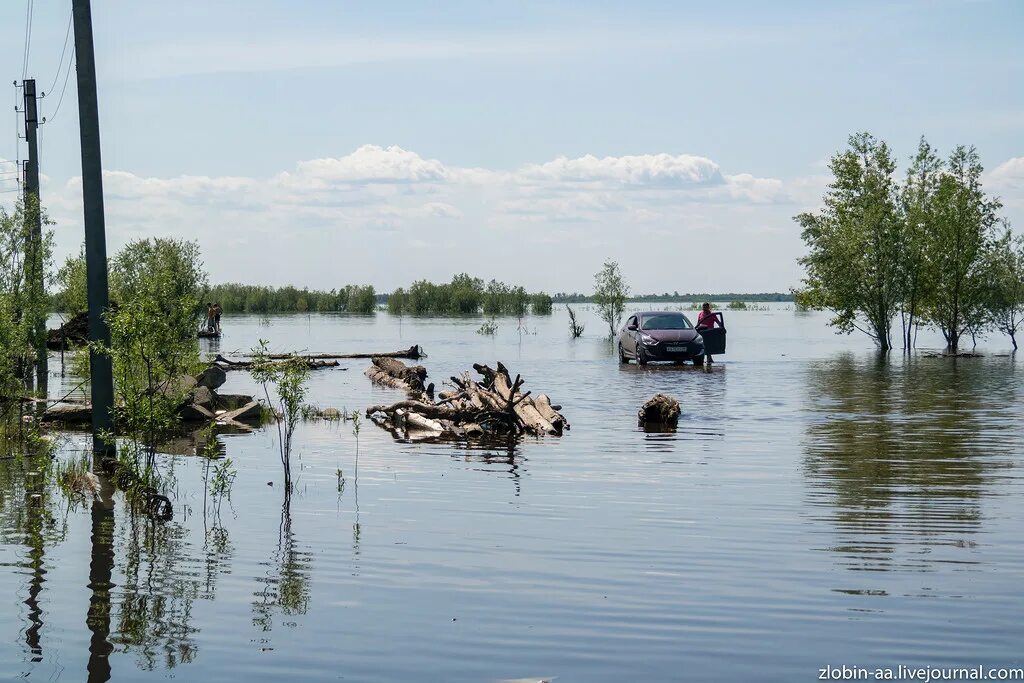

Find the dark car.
xmin=618 ymin=311 xmax=706 ymax=365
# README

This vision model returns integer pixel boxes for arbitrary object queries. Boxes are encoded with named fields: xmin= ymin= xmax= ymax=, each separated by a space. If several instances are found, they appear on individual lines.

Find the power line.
xmin=22 ymin=0 xmax=35 ymax=80
xmin=44 ymin=52 xmax=75 ymax=125
xmin=46 ymin=10 xmax=74 ymax=96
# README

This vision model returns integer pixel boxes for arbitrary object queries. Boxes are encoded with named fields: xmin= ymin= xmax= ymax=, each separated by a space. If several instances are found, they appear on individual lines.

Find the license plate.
xmin=666 ymin=345 xmax=687 ymax=353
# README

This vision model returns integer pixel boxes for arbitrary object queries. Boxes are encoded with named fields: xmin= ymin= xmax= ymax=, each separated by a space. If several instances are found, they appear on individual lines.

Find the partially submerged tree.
xmin=796 ymin=132 xmax=905 ymax=350
xmin=985 ymin=230 xmax=1024 ymax=350
xmin=920 ymin=146 xmax=1002 ymax=351
xmin=100 ymin=238 xmax=208 ymax=478
xmin=0 ymin=197 xmax=52 ymax=425
xmin=899 ymin=137 xmax=943 ymax=349
xmin=593 ymin=259 xmax=629 ymax=337
xmin=250 ymin=340 xmax=310 ymax=492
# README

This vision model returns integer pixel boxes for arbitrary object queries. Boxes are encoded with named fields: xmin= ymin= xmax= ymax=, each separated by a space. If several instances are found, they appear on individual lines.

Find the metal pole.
xmin=72 ymin=0 xmax=115 ymax=457
xmin=22 ymin=79 xmax=47 ymax=389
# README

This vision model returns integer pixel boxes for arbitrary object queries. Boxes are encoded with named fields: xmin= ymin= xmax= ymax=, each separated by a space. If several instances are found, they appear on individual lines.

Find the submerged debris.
xmin=366 ymin=361 xmax=568 ymax=441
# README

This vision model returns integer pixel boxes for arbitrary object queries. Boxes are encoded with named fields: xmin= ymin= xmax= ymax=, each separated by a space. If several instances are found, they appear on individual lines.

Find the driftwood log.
xmin=366 ymin=361 xmax=568 ymax=440
xmin=213 ymin=354 xmax=341 ymax=371
xmin=364 ymin=356 xmax=433 ymax=400
xmin=241 ymin=345 xmax=423 ymax=361
xmin=638 ymin=394 xmax=681 ymax=426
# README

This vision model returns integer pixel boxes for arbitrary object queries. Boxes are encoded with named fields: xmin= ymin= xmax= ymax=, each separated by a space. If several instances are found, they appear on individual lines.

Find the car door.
xmin=625 ymin=315 xmax=639 ymax=354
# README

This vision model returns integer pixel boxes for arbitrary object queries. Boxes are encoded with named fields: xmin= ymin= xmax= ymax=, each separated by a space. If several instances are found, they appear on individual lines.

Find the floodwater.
xmin=3 ymin=304 xmax=1023 ymax=682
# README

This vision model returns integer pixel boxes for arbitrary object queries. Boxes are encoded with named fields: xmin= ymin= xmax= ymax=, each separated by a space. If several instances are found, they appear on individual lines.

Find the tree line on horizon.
xmin=797 ymin=132 xmax=1023 ymax=351
xmin=552 ymin=291 xmax=793 ymax=303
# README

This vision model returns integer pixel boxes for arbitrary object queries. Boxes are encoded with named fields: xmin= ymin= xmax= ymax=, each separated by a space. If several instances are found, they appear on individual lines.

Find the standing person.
xmin=696 ymin=302 xmax=721 ymax=364
xmin=697 ymin=302 xmax=720 ymax=330
xmin=205 ymin=303 xmax=216 ymax=332
xmin=213 ymin=302 xmax=223 ymax=333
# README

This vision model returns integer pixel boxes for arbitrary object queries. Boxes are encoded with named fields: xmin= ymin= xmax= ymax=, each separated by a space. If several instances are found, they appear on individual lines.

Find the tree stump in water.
xmin=638 ymin=394 xmax=680 ymax=427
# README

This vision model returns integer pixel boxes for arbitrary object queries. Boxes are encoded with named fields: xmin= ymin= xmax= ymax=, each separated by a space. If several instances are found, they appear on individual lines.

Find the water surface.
xmin=2 ymin=304 xmax=1022 ymax=681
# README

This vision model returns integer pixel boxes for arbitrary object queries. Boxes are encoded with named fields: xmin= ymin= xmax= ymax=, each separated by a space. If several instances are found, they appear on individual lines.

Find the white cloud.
xmin=989 ymin=157 xmax=1024 ymax=192
xmin=31 ymin=145 xmax=809 ymax=292
xmin=516 ymin=153 xmax=723 ymax=187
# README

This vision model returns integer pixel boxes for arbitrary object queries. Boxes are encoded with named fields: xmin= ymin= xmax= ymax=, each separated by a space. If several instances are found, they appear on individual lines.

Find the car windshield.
xmin=640 ymin=313 xmax=691 ymax=330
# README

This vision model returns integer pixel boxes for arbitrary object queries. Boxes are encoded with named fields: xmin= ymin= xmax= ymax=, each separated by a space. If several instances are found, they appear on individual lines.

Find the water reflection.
xmin=803 ymin=354 xmax=1020 ymax=572
xmin=87 ymin=461 xmax=116 ymax=683
xmin=252 ymin=495 xmax=312 ymax=636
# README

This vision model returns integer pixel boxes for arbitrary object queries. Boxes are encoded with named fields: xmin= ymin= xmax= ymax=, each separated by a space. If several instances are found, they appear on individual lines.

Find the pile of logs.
xmin=366 ymin=360 xmax=568 ymax=440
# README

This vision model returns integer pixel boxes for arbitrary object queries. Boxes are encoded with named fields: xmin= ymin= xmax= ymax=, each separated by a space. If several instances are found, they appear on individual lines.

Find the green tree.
xmin=795 ymin=132 xmax=905 ymax=350
xmin=101 ymin=238 xmax=208 ymax=475
xmin=593 ymin=259 xmax=629 ymax=337
xmin=899 ymin=137 xmax=943 ymax=349
xmin=53 ymin=247 xmax=88 ymax=314
xmin=0 ymin=197 xmax=52 ymax=408
xmin=920 ymin=145 xmax=1002 ymax=351
xmin=984 ymin=230 xmax=1024 ymax=350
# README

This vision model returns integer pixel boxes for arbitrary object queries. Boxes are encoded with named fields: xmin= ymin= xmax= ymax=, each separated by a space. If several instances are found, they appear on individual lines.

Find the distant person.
xmin=696 ymin=302 xmax=722 ymax=365
xmin=206 ymin=303 xmax=216 ymax=332
xmin=213 ymin=302 xmax=223 ymax=333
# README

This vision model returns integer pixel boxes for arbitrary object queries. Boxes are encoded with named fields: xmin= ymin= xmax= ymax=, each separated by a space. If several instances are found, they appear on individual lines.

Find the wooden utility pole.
xmin=72 ymin=0 xmax=115 ymax=458
xmin=21 ymin=79 xmax=47 ymax=388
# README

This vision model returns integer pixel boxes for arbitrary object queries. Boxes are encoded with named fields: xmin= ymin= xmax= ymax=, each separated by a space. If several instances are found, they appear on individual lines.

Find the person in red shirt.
xmin=696 ymin=302 xmax=721 ymax=365
xmin=697 ymin=302 xmax=720 ymax=329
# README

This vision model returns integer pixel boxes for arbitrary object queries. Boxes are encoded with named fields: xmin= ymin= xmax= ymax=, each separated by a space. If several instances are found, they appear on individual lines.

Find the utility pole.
xmin=22 ymin=79 xmax=48 ymax=389
xmin=72 ymin=0 xmax=115 ymax=458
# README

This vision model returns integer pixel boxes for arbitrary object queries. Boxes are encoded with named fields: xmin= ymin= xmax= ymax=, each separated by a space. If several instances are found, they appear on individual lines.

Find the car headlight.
xmin=640 ymin=333 xmax=658 ymax=345
xmin=694 ymin=333 xmax=703 ymax=345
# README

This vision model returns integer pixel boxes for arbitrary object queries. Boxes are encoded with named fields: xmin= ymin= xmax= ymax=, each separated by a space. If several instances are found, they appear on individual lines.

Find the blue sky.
xmin=2 ymin=0 xmax=1022 ymax=293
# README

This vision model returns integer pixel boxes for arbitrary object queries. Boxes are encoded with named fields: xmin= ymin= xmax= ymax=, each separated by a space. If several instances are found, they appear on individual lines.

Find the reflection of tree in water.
xmin=252 ymin=495 xmax=312 ymax=633
xmin=110 ymin=485 xmax=233 ymax=671
xmin=803 ymin=354 xmax=1020 ymax=571
xmin=0 ymin=453 xmax=67 ymax=671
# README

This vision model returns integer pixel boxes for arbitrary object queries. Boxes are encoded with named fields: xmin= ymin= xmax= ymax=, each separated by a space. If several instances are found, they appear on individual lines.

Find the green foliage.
xmin=796 ymin=132 xmax=905 ymax=350
xmin=53 ymin=247 xmax=87 ymax=314
xmin=202 ymin=283 xmax=378 ymax=314
xmin=250 ymin=340 xmax=310 ymax=491
xmin=344 ymin=285 xmax=377 ymax=313
xmin=918 ymin=145 xmax=1002 ymax=350
xmin=0 ymin=196 xmax=53 ymax=412
xmin=530 ymin=293 xmax=553 ymax=315
xmin=898 ymin=137 xmax=943 ymax=348
xmin=100 ymin=238 xmax=206 ymax=466
xmin=983 ymin=230 xmax=1024 ymax=350
xmin=384 ymin=274 xmax=551 ymax=316
xmin=727 ymin=300 xmax=749 ymax=310
xmin=388 ymin=287 xmax=407 ymax=314
xmin=477 ymin=319 xmax=498 ymax=335
xmin=593 ymin=259 xmax=630 ymax=337
xmin=552 ymin=291 xmax=793 ymax=303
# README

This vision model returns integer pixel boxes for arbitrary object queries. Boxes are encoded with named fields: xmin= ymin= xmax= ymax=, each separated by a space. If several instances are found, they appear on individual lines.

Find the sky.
xmin=1 ymin=0 xmax=1022 ymax=294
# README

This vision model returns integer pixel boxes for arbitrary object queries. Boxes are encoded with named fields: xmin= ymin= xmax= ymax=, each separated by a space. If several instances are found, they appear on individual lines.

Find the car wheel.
xmin=692 ymin=354 xmax=705 ymax=366
xmin=637 ymin=345 xmax=648 ymax=366
xmin=618 ymin=343 xmax=628 ymax=364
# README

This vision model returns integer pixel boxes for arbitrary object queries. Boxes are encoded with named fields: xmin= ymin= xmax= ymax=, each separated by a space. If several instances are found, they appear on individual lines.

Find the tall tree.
xmin=593 ymin=259 xmax=629 ymax=337
xmin=921 ymin=146 xmax=1002 ymax=351
xmin=899 ymin=137 xmax=943 ymax=349
xmin=984 ymin=229 xmax=1024 ymax=350
xmin=795 ymin=132 xmax=905 ymax=350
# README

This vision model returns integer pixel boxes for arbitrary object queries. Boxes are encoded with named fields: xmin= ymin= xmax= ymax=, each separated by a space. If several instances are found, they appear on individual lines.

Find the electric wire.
xmin=22 ymin=0 xmax=36 ymax=81
xmin=46 ymin=10 xmax=74 ymax=97
xmin=44 ymin=53 xmax=75 ymax=125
